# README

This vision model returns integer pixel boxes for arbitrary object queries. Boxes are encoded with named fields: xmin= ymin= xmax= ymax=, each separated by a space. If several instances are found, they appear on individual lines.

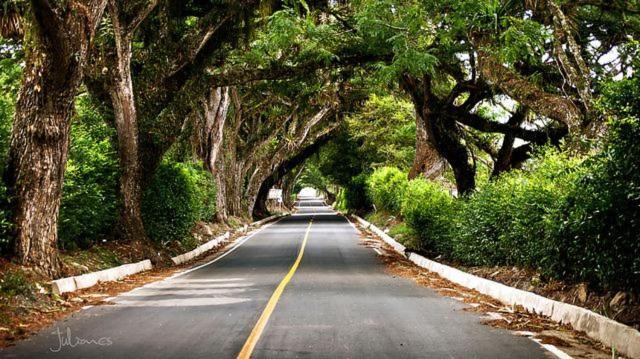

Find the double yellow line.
xmin=237 ymin=219 xmax=313 ymax=359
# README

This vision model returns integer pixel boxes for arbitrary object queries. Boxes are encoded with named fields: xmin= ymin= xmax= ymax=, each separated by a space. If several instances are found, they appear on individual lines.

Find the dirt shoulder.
xmin=0 ymin=220 xmax=249 ymax=348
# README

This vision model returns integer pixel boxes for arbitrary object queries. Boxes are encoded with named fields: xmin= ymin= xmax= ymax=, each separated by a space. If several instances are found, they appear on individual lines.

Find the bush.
xmin=454 ymin=149 xmax=582 ymax=267
xmin=545 ymin=118 xmax=640 ymax=291
xmin=142 ymin=162 xmax=216 ymax=245
xmin=0 ymin=270 xmax=33 ymax=298
xmin=342 ymin=173 xmax=372 ymax=212
xmin=400 ymin=178 xmax=456 ymax=254
xmin=367 ymin=167 xmax=408 ymax=213
xmin=58 ymin=96 xmax=119 ymax=250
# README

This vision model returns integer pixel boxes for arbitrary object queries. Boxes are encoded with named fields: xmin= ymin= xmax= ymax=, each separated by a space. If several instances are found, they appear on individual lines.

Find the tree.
xmin=4 ymin=0 xmax=107 ymax=277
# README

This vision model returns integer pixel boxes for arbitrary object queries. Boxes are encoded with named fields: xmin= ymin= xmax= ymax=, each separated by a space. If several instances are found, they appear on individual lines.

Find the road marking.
xmin=373 ymin=248 xmax=383 ymax=255
xmin=237 ymin=219 xmax=313 ymax=359
xmin=531 ymin=338 xmax=574 ymax=359
xmin=105 ymin=219 xmax=285 ymax=302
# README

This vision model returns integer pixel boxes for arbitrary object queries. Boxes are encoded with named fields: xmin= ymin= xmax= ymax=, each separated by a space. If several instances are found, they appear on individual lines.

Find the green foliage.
xmin=0 ymin=48 xmax=21 ymax=253
xmin=355 ymin=0 xmax=438 ymax=82
xmin=545 ymin=118 xmax=640 ymax=291
xmin=0 ymin=183 xmax=10 ymax=252
xmin=367 ymin=167 xmax=407 ymax=213
xmin=58 ymin=96 xmax=119 ymax=250
xmin=346 ymin=94 xmax=416 ymax=170
xmin=0 ymin=270 xmax=33 ymax=298
xmin=454 ymin=149 xmax=583 ymax=267
xmin=364 ymin=138 xmax=640 ymax=291
xmin=142 ymin=162 xmax=216 ymax=246
xmin=230 ymin=7 xmax=342 ymax=70
xmin=400 ymin=178 xmax=456 ymax=254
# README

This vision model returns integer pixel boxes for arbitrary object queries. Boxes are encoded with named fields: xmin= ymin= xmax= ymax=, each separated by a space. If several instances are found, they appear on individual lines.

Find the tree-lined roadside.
xmin=0 ymin=0 xmax=639 ymax=355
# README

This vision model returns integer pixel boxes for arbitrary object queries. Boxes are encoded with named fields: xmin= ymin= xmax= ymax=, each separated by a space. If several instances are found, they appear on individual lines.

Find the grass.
xmin=0 ymin=270 xmax=33 ymax=298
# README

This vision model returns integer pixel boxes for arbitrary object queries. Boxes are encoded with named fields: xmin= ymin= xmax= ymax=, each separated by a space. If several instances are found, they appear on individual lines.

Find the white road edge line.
xmin=531 ymin=338 xmax=574 ymax=359
xmin=344 ymin=215 xmax=360 ymax=233
xmin=373 ymin=248 xmax=382 ymax=255
xmin=104 ymin=218 xmax=286 ymax=301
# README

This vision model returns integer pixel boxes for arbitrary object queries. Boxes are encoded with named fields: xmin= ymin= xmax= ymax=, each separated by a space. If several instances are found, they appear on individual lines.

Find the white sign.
xmin=268 ymin=188 xmax=283 ymax=200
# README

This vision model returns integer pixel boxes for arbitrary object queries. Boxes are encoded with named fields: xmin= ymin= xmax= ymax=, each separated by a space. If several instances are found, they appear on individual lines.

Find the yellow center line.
xmin=237 ymin=219 xmax=313 ymax=359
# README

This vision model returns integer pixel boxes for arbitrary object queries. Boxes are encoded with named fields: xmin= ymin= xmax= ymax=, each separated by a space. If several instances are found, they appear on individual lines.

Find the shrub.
xmin=142 ymin=162 xmax=216 ymax=245
xmin=0 ymin=270 xmax=33 ymax=298
xmin=400 ymin=179 xmax=457 ymax=254
xmin=367 ymin=167 xmax=408 ymax=213
xmin=0 ymin=183 xmax=10 ymax=255
xmin=343 ymin=173 xmax=371 ymax=212
xmin=58 ymin=96 xmax=119 ymax=250
xmin=454 ymin=149 xmax=582 ymax=267
xmin=545 ymin=118 xmax=640 ymax=291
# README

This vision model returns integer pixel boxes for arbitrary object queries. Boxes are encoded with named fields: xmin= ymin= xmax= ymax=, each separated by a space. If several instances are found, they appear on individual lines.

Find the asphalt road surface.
xmin=1 ymin=197 xmax=552 ymax=358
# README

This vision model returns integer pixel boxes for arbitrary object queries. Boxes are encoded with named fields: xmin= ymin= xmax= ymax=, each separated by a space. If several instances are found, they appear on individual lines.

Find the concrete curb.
xmin=171 ymin=231 xmax=231 ymax=265
xmin=50 ymin=216 xmax=287 ymax=296
xmin=52 ymin=260 xmax=152 ymax=295
xmin=353 ymin=215 xmax=640 ymax=359
xmin=354 ymin=215 xmax=406 ymax=254
xmin=250 ymin=213 xmax=290 ymax=227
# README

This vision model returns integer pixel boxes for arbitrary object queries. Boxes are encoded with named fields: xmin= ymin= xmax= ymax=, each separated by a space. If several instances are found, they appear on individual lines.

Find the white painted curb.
xmin=171 ymin=232 xmax=230 ymax=265
xmin=50 ymin=217 xmax=286 ymax=296
xmin=354 ymin=215 xmax=640 ymax=359
xmin=52 ymin=260 xmax=152 ymax=295
xmin=354 ymin=216 xmax=406 ymax=254
xmin=250 ymin=213 xmax=289 ymax=227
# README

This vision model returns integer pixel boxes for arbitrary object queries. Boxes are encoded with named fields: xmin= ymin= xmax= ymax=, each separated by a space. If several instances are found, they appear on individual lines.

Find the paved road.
xmin=1 ymin=197 xmax=551 ymax=358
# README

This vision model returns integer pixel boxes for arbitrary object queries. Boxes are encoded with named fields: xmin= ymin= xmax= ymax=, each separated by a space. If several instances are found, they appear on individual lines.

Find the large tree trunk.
xmin=427 ymin=113 xmax=476 ymax=196
xmin=194 ymin=87 xmax=230 ymax=223
xmin=102 ymin=0 xmax=157 ymax=244
xmin=4 ymin=1 xmax=107 ymax=277
xmin=408 ymin=113 xmax=446 ymax=180
xmin=201 ymin=88 xmax=230 ymax=173
xmin=402 ymin=75 xmax=476 ymax=195
xmin=282 ymin=166 xmax=304 ymax=208
xmin=251 ymin=132 xmax=335 ymax=218
xmin=108 ymin=30 xmax=147 ymax=244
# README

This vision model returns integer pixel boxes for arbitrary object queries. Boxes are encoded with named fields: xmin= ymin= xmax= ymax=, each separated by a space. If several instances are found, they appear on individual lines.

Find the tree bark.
xmin=193 ymin=87 xmax=230 ymax=222
xmin=491 ymin=107 xmax=527 ymax=178
xmin=476 ymin=48 xmax=582 ymax=129
xmin=402 ymin=75 xmax=476 ymax=195
xmin=201 ymin=87 xmax=230 ymax=172
xmin=408 ymin=113 xmax=446 ymax=180
xmin=94 ymin=0 xmax=158 ymax=245
xmin=4 ymin=0 xmax=108 ymax=277
xmin=282 ymin=166 xmax=304 ymax=208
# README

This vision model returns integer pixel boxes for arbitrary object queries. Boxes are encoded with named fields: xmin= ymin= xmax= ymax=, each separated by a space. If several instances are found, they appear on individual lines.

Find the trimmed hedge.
xmin=366 ymin=120 xmax=640 ymax=292
xmin=454 ymin=150 xmax=582 ymax=268
xmin=401 ymin=179 xmax=456 ymax=254
xmin=367 ymin=167 xmax=408 ymax=213
xmin=543 ymin=118 xmax=640 ymax=290
xmin=142 ymin=162 xmax=216 ymax=245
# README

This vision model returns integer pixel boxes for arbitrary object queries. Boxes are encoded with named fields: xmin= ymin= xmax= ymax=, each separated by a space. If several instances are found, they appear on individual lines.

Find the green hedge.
xmin=142 ymin=162 xmax=216 ymax=246
xmin=367 ymin=167 xmax=408 ymax=213
xmin=543 ymin=118 xmax=640 ymax=290
xmin=454 ymin=150 xmax=582 ymax=268
xmin=401 ymin=179 xmax=456 ymax=254
xmin=366 ymin=122 xmax=640 ymax=292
